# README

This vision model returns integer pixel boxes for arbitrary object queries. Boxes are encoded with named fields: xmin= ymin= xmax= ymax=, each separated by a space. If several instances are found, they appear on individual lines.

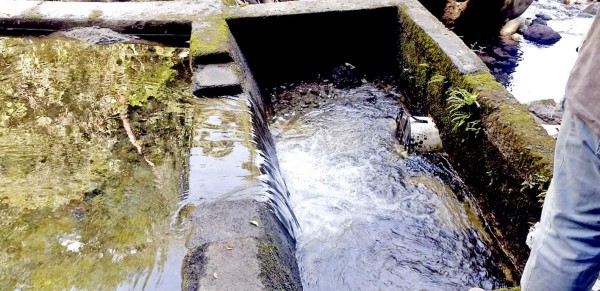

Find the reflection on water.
xmin=270 ymin=83 xmax=507 ymax=290
xmin=185 ymin=96 xmax=263 ymax=205
xmin=0 ymin=37 xmax=193 ymax=289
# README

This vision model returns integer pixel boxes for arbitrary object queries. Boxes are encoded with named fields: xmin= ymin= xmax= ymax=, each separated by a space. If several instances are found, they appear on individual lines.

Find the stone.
xmin=535 ymin=12 xmax=553 ymax=20
xmin=422 ymin=0 xmax=534 ymax=36
xmin=523 ymin=24 xmax=562 ymax=45
xmin=500 ymin=17 xmax=524 ymax=36
xmin=331 ymin=63 xmax=361 ymax=88
xmin=583 ymin=2 xmax=600 ymax=15
xmin=60 ymin=27 xmax=136 ymax=45
xmin=531 ymin=17 xmax=548 ymax=26
xmin=577 ymin=12 xmax=595 ymax=18
xmin=528 ymin=99 xmax=563 ymax=125
xmin=192 ymin=63 xmax=242 ymax=97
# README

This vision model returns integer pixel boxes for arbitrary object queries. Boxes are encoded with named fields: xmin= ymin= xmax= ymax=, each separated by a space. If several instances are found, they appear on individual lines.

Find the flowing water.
xmin=269 ymin=82 xmax=508 ymax=290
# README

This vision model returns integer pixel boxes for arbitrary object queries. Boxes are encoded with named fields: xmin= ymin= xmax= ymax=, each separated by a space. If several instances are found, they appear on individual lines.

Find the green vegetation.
xmin=0 ymin=37 xmax=193 ymax=289
xmin=522 ymin=173 xmax=551 ymax=202
xmin=446 ymin=87 xmax=481 ymax=134
xmin=189 ymin=17 xmax=230 ymax=62
xmin=88 ymin=9 xmax=103 ymax=20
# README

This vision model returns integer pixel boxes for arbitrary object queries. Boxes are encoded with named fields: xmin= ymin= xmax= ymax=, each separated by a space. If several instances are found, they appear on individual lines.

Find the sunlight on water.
xmin=0 ymin=37 xmax=194 ymax=290
xmin=509 ymin=17 xmax=593 ymax=104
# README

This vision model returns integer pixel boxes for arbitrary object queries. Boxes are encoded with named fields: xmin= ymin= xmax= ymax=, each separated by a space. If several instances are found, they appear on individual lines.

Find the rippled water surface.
xmin=0 ymin=37 xmax=197 ymax=290
xmin=270 ymin=83 xmax=507 ymax=290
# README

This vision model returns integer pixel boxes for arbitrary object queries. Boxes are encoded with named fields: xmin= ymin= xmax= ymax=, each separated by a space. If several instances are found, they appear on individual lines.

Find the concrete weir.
xmin=1 ymin=0 xmax=555 ymax=289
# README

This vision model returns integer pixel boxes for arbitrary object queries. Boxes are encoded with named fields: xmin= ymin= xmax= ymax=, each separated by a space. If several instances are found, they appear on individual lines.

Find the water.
xmin=478 ymin=1 xmax=595 ymax=104
xmin=508 ymin=16 xmax=594 ymax=104
xmin=0 ymin=37 xmax=195 ymax=290
xmin=269 ymin=82 xmax=507 ymax=290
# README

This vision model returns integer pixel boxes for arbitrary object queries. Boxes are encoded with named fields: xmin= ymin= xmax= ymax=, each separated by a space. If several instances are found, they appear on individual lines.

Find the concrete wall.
xmin=395 ymin=0 xmax=553 ymax=269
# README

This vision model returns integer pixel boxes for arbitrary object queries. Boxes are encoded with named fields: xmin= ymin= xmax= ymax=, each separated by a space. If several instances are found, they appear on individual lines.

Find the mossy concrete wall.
xmin=396 ymin=0 xmax=553 ymax=269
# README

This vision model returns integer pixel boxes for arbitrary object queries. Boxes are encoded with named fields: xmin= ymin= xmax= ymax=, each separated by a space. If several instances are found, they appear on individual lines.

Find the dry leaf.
xmin=226 ymin=246 xmax=234 ymax=250
xmin=250 ymin=220 xmax=259 ymax=227
xmin=213 ymin=272 xmax=219 ymax=279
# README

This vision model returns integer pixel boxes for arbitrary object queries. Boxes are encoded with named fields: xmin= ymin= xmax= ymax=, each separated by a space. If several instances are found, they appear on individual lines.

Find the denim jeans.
xmin=521 ymin=102 xmax=600 ymax=291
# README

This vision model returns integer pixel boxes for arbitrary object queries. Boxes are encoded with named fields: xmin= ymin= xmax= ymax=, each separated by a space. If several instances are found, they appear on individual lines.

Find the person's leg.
xmin=521 ymin=102 xmax=600 ymax=291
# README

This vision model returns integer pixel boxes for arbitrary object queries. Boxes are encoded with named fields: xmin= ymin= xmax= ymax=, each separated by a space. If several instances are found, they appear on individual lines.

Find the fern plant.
xmin=447 ymin=88 xmax=481 ymax=134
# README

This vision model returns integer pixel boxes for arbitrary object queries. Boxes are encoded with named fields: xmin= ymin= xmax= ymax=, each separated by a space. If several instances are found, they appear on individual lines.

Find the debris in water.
xmin=249 ymin=220 xmax=259 ymax=227
xmin=213 ymin=272 xmax=219 ymax=279
xmin=226 ymin=246 xmax=234 ymax=250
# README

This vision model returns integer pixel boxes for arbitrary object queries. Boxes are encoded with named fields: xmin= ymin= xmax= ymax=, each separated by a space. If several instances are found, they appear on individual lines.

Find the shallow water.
xmin=270 ymin=83 xmax=507 ymax=290
xmin=508 ymin=16 xmax=594 ymax=104
xmin=0 ymin=38 xmax=195 ymax=290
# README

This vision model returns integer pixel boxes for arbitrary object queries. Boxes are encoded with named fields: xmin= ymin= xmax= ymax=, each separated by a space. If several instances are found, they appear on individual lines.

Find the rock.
xmin=503 ymin=0 xmax=536 ymax=19
xmin=531 ymin=17 xmax=548 ymax=26
xmin=500 ymin=18 xmax=524 ymax=36
xmin=511 ymin=33 xmax=524 ymax=42
xmin=577 ymin=12 xmax=595 ymax=18
xmin=583 ymin=2 xmax=600 ymax=14
xmin=523 ymin=24 xmax=562 ymax=45
xmin=60 ymin=27 xmax=137 ymax=45
xmin=423 ymin=0 xmax=534 ymax=37
xmin=528 ymin=99 xmax=563 ymax=125
xmin=331 ymin=63 xmax=361 ymax=88
xmin=535 ymin=13 xmax=553 ymax=20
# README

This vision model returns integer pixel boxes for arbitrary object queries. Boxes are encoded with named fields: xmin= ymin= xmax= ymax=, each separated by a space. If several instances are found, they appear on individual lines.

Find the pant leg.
xmin=521 ymin=102 xmax=600 ymax=291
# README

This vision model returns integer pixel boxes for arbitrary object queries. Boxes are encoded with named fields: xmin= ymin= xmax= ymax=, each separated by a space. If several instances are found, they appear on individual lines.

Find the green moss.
xmin=221 ymin=0 xmax=238 ymax=6
xmin=88 ymin=9 xmax=103 ymax=20
xmin=21 ymin=11 xmax=43 ymax=20
xmin=257 ymin=235 xmax=297 ymax=290
xmin=495 ymin=287 xmax=521 ymax=291
xmin=189 ymin=17 xmax=230 ymax=62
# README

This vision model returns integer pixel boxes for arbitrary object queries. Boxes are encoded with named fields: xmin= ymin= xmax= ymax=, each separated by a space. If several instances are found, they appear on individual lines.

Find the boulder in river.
xmin=419 ymin=0 xmax=534 ymax=37
xmin=531 ymin=17 xmax=548 ymax=26
xmin=535 ymin=13 xmax=553 ymax=20
xmin=582 ymin=2 xmax=600 ymax=15
xmin=523 ymin=24 xmax=562 ymax=45
xmin=528 ymin=99 xmax=563 ymax=125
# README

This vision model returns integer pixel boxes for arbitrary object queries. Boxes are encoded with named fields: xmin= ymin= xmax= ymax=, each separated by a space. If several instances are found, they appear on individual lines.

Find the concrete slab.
xmin=183 ymin=198 xmax=300 ymax=290
xmin=192 ymin=63 xmax=242 ymax=97
xmin=0 ymin=0 xmax=220 ymax=20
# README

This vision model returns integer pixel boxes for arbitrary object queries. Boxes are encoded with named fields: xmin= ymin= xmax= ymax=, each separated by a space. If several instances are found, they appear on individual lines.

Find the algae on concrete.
xmin=190 ymin=17 xmax=231 ymax=65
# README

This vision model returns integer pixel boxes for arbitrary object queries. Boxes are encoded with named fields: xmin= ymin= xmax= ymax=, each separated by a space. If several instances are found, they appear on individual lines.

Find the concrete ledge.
xmin=0 ymin=0 xmax=218 ymax=36
xmin=192 ymin=63 xmax=242 ymax=97
xmin=184 ymin=199 xmax=300 ymax=291
xmin=190 ymin=20 xmax=232 ymax=65
xmin=396 ymin=0 xmax=553 ymax=268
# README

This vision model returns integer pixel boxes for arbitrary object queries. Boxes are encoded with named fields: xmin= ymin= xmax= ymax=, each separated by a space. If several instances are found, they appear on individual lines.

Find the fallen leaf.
xmin=226 ymin=246 xmax=234 ymax=250
xmin=213 ymin=272 xmax=219 ymax=279
xmin=250 ymin=220 xmax=259 ymax=227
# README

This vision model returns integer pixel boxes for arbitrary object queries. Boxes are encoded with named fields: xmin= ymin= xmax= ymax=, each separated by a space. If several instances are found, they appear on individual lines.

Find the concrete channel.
xmin=0 ymin=0 xmax=555 ymax=289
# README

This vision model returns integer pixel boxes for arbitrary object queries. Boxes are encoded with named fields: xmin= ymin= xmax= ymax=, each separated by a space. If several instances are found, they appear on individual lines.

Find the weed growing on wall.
xmin=446 ymin=87 xmax=481 ymax=135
